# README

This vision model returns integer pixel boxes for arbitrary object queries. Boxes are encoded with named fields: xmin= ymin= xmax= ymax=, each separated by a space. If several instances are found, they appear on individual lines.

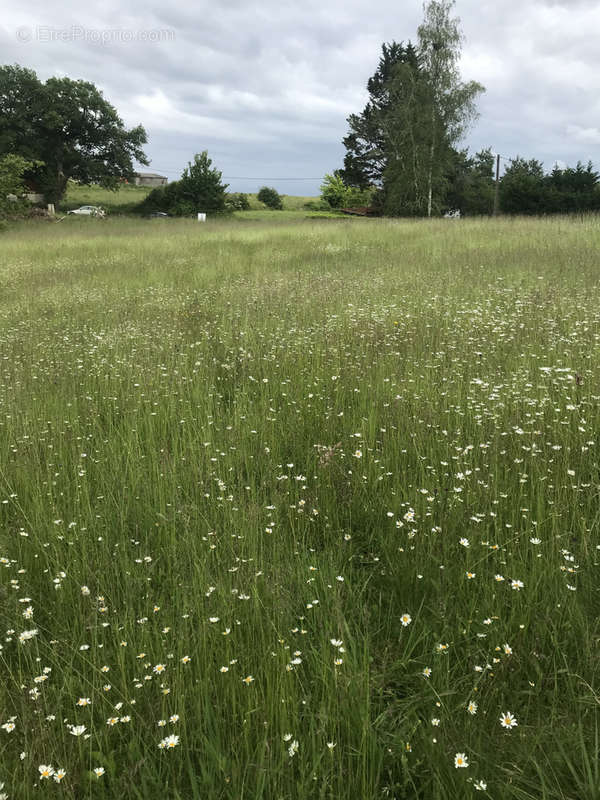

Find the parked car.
xmin=67 ymin=205 xmax=106 ymax=217
xmin=147 ymin=211 xmax=169 ymax=218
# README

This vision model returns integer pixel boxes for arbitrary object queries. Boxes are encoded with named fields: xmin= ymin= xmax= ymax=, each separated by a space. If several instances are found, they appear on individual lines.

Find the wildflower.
xmin=422 ymin=667 xmax=432 ymax=678
xmin=242 ymin=675 xmax=254 ymax=685
xmin=400 ymin=613 xmax=412 ymax=627
xmin=170 ymin=714 xmax=179 ymax=723
xmin=288 ymin=739 xmax=299 ymax=757
xmin=474 ymin=779 xmax=487 ymax=791
xmin=18 ymin=628 xmax=38 ymax=643
xmin=158 ymin=734 xmax=180 ymax=749
xmin=500 ymin=711 xmax=518 ymax=729
xmin=69 ymin=724 xmax=86 ymax=736
xmin=459 ymin=538 xmax=470 ymax=547
xmin=1 ymin=721 xmax=16 ymax=733
xmin=467 ymin=701 xmax=478 ymax=715
xmin=153 ymin=664 xmax=166 ymax=674
xmin=283 ymin=733 xmax=292 ymax=741
xmin=466 ymin=571 xmax=476 ymax=579
xmin=93 ymin=767 xmax=105 ymax=777
xmin=327 ymin=741 xmax=336 ymax=750
xmin=76 ymin=697 xmax=91 ymax=706
xmin=53 ymin=768 xmax=66 ymax=783
xmin=180 ymin=655 xmax=191 ymax=664
xmin=454 ymin=753 xmax=469 ymax=768
xmin=107 ymin=717 xmax=119 ymax=726
xmin=431 ymin=718 xmax=440 ymax=726
xmin=220 ymin=666 xmax=229 ymax=673
xmin=494 ymin=574 xmax=504 ymax=582
xmin=511 ymin=579 xmax=524 ymax=591
xmin=39 ymin=765 xmax=55 ymax=779
xmin=503 ymin=643 xmax=512 ymax=656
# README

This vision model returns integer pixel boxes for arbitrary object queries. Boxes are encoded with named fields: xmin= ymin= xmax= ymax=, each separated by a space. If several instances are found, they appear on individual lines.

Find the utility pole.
xmin=493 ymin=153 xmax=500 ymax=216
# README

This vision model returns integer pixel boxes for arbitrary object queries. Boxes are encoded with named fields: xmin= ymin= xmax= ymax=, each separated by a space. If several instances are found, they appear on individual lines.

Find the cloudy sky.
xmin=2 ymin=0 xmax=599 ymax=195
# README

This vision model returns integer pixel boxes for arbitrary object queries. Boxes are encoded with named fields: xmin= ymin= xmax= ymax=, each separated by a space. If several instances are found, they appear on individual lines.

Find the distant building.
xmin=134 ymin=172 xmax=168 ymax=187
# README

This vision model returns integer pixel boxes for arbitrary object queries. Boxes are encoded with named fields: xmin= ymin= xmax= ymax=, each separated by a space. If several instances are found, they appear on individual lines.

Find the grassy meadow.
xmin=61 ymin=182 xmax=323 ymax=217
xmin=0 ymin=214 xmax=599 ymax=799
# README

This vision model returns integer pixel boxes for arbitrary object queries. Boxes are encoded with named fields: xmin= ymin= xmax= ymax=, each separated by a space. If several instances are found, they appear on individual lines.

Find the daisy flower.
xmin=500 ymin=711 xmax=518 ymax=728
xmin=454 ymin=753 xmax=469 ymax=768
xmin=38 ymin=765 xmax=55 ymax=779
xmin=158 ymin=734 xmax=180 ymax=749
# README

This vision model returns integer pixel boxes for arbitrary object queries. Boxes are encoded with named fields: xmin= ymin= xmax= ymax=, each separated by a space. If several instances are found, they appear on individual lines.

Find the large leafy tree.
xmin=0 ymin=64 xmax=149 ymax=206
xmin=340 ymin=1 xmax=484 ymax=217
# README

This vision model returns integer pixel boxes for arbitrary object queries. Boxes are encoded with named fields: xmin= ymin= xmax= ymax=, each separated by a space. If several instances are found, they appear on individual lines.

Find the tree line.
xmin=331 ymin=0 xmax=600 ymax=217
xmin=1 ymin=3 xmax=599 ymax=220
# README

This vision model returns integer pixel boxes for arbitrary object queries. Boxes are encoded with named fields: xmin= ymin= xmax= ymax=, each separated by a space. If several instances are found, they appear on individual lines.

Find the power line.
xmin=223 ymin=176 xmax=321 ymax=181
xmin=146 ymin=171 xmax=322 ymax=181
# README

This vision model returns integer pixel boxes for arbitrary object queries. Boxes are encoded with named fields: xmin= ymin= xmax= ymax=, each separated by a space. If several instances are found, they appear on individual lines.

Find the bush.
xmin=303 ymin=200 xmax=330 ymax=211
xmin=320 ymin=173 xmax=374 ymax=209
xmin=136 ymin=151 xmax=228 ymax=216
xmin=225 ymin=192 xmax=250 ymax=211
xmin=257 ymin=186 xmax=283 ymax=210
xmin=0 ymin=154 xmax=43 ymax=220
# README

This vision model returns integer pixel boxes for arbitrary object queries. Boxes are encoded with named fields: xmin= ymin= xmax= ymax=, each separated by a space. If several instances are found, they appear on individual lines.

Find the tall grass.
xmin=0 ymin=215 xmax=599 ymax=799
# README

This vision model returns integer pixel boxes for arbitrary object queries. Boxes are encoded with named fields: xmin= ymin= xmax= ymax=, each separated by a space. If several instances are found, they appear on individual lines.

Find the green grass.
xmin=0 ymin=215 xmax=599 ymax=799
xmin=244 ymin=193 xmax=321 ymax=211
xmin=62 ymin=182 xmax=152 ymax=215
xmin=62 ymin=183 xmax=322 ymax=216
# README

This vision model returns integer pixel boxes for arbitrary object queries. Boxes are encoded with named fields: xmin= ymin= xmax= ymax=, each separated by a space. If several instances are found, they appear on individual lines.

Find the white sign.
xmin=197 ymin=213 xmax=206 ymax=222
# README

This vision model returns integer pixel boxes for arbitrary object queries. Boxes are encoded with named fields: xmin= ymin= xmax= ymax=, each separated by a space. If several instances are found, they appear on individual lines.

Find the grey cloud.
xmin=2 ymin=0 xmax=599 ymax=193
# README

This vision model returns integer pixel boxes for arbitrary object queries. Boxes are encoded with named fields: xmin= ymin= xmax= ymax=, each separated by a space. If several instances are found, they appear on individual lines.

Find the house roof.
xmin=135 ymin=172 xmax=167 ymax=179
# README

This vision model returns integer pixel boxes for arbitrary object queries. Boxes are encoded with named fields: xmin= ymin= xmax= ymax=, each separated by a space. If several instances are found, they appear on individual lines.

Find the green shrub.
xmin=257 ymin=186 xmax=283 ymax=210
xmin=226 ymin=192 xmax=251 ymax=211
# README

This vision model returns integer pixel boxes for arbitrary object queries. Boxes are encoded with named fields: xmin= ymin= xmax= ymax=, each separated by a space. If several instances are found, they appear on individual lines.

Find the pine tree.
xmin=340 ymin=42 xmax=421 ymax=191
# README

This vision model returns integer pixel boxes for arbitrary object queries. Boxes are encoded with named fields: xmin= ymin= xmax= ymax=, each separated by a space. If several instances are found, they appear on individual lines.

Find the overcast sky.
xmin=2 ymin=0 xmax=599 ymax=195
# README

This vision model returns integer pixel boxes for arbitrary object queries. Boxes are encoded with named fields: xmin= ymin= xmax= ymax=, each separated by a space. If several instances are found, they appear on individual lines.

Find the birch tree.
xmin=417 ymin=0 xmax=484 ymax=216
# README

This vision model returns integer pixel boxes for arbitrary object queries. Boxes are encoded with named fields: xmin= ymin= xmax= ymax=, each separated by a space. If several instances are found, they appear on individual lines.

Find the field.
xmin=0 ymin=214 xmax=599 ymax=799
xmin=61 ymin=182 xmax=323 ymax=217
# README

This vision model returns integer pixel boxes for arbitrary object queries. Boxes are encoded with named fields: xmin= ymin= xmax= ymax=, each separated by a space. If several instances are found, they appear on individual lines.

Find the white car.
xmin=67 ymin=205 xmax=106 ymax=217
